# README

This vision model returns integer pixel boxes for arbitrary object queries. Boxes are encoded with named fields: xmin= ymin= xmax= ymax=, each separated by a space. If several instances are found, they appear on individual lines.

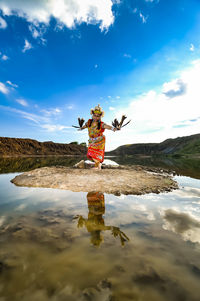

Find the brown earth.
xmin=0 ymin=137 xmax=87 ymax=156
xmin=11 ymin=165 xmax=178 ymax=195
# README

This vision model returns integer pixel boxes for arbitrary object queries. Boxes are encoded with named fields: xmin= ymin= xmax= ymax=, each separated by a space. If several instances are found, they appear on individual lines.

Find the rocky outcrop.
xmin=11 ymin=165 xmax=178 ymax=195
xmin=0 ymin=137 xmax=87 ymax=156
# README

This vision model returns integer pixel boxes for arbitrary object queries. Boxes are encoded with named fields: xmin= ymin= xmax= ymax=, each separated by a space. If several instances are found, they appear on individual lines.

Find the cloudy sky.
xmin=0 ymin=0 xmax=200 ymax=150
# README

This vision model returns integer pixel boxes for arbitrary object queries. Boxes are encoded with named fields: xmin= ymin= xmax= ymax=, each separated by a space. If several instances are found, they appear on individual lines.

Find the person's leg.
xmin=93 ymin=158 xmax=101 ymax=170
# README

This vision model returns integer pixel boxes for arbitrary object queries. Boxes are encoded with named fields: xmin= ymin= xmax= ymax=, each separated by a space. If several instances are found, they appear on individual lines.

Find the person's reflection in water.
xmin=74 ymin=192 xmax=129 ymax=247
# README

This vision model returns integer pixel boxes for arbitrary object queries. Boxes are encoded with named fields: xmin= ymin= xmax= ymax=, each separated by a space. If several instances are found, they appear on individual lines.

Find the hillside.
xmin=106 ymin=133 xmax=200 ymax=156
xmin=0 ymin=137 xmax=87 ymax=157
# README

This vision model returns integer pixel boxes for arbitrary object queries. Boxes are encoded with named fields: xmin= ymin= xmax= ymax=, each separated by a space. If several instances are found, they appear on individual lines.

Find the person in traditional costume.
xmin=79 ymin=104 xmax=117 ymax=170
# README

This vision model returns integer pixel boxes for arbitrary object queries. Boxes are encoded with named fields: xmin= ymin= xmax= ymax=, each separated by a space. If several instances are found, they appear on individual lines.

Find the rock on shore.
xmin=11 ymin=164 xmax=178 ymax=195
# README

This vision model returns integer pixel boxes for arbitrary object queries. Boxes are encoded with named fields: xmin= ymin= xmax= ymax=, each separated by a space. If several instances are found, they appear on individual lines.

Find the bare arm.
xmin=102 ymin=123 xmax=117 ymax=132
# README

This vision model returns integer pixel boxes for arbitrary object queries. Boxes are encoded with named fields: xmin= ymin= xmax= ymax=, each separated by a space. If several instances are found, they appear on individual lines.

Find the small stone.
xmin=74 ymin=160 xmax=85 ymax=169
xmin=98 ymin=278 xmax=112 ymax=289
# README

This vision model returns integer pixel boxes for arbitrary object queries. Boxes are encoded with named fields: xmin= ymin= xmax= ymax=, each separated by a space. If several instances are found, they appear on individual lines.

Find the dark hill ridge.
xmin=106 ymin=133 xmax=200 ymax=156
xmin=0 ymin=137 xmax=87 ymax=157
xmin=1 ymin=134 xmax=199 ymax=157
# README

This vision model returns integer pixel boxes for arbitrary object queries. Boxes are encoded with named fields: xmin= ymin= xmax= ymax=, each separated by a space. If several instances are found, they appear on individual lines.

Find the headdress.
xmin=90 ymin=104 xmax=104 ymax=117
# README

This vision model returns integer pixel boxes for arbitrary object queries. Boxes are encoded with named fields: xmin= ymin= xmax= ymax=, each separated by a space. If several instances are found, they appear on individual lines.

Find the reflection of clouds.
xmin=0 ymin=216 xmax=6 ymax=227
xmin=105 ymin=196 xmax=157 ymax=226
xmin=1 ymin=175 xmax=200 ymax=299
xmin=106 ymin=179 xmax=200 ymax=227
xmin=15 ymin=204 xmax=27 ymax=211
xmin=147 ymin=212 xmax=155 ymax=221
xmin=1 ymin=174 xmax=87 ymax=214
xmin=174 ymin=176 xmax=200 ymax=189
xmin=184 ymin=205 xmax=200 ymax=214
xmin=182 ymin=229 xmax=200 ymax=244
xmin=171 ymin=187 xmax=200 ymax=199
xmin=1 ymin=174 xmax=200 ymax=234
xmin=183 ymin=187 xmax=200 ymax=198
xmin=130 ymin=203 xmax=147 ymax=211
xmin=162 ymin=209 xmax=200 ymax=244
xmin=130 ymin=203 xmax=155 ymax=221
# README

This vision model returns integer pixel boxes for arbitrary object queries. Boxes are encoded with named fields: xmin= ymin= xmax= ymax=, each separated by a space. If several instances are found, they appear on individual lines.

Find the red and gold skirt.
xmin=87 ymin=136 xmax=105 ymax=163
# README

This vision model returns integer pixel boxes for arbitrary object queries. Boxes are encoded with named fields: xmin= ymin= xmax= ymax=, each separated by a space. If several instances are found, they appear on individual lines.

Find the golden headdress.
xmin=90 ymin=104 xmax=104 ymax=117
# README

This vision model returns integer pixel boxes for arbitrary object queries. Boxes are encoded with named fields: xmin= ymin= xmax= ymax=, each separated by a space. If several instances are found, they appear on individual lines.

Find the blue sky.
xmin=0 ymin=0 xmax=200 ymax=150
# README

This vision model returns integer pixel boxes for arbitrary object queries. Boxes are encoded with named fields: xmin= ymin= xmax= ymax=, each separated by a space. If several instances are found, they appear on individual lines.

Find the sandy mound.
xmin=11 ymin=165 xmax=178 ymax=195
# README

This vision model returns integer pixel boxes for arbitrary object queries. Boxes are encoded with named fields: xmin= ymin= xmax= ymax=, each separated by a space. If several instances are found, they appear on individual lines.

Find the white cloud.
xmin=123 ymin=53 xmax=131 ymax=58
xmin=0 ymin=105 xmax=47 ymax=124
xmin=0 ymin=0 xmax=115 ymax=31
xmin=0 ymin=16 xmax=7 ymax=28
xmin=29 ymin=24 xmax=42 ymax=38
xmin=0 ymin=104 xmax=73 ymax=134
xmin=190 ymin=43 xmax=195 ymax=52
xmin=139 ymin=12 xmax=148 ymax=23
xmin=41 ymin=124 xmax=71 ymax=132
xmin=109 ymin=106 xmax=115 ymax=111
xmin=105 ymin=59 xmax=200 ymax=150
xmin=70 ymin=31 xmax=82 ymax=41
xmin=1 ymin=54 xmax=9 ymax=60
xmin=16 ymin=98 xmax=28 ymax=107
xmin=6 ymin=80 xmax=18 ymax=88
xmin=163 ymin=78 xmax=186 ymax=98
xmin=145 ymin=0 xmax=159 ymax=2
xmin=28 ymin=24 xmax=47 ymax=44
xmin=17 ymin=110 xmax=41 ymax=123
xmin=0 ymin=82 xmax=9 ymax=94
xmin=22 ymin=39 xmax=33 ymax=52
xmin=132 ymin=8 xmax=148 ymax=24
xmin=41 ymin=108 xmax=62 ymax=116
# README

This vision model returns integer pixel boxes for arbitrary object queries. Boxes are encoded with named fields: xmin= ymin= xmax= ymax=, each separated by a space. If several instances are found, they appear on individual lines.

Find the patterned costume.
xmin=87 ymin=119 xmax=105 ymax=163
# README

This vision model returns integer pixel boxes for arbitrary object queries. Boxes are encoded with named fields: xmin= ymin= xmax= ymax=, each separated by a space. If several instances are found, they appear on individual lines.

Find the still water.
xmin=0 ymin=156 xmax=200 ymax=301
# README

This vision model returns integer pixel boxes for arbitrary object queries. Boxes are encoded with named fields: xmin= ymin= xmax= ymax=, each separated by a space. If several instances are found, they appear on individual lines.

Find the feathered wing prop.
xmin=78 ymin=118 xmax=85 ymax=128
xmin=112 ymin=115 xmax=131 ymax=130
xmin=112 ymin=118 xmax=120 ymax=129
xmin=72 ymin=117 xmax=85 ymax=128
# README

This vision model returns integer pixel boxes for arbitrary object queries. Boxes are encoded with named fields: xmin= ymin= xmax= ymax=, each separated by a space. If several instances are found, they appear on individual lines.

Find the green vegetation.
xmin=80 ymin=142 xmax=87 ymax=147
xmin=177 ymin=139 xmax=200 ymax=155
xmin=69 ymin=141 xmax=79 ymax=145
xmin=107 ymin=134 xmax=200 ymax=157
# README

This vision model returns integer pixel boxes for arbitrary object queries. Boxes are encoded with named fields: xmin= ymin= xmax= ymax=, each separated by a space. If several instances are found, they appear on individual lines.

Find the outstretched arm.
xmin=102 ymin=123 xmax=117 ymax=132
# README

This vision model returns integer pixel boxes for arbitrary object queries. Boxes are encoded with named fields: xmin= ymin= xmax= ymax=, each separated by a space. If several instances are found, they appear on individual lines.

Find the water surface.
xmin=0 ymin=157 xmax=200 ymax=301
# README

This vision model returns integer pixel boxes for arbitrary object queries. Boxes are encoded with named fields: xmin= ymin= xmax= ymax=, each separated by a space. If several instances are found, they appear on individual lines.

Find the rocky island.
xmin=11 ymin=161 xmax=178 ymax=195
